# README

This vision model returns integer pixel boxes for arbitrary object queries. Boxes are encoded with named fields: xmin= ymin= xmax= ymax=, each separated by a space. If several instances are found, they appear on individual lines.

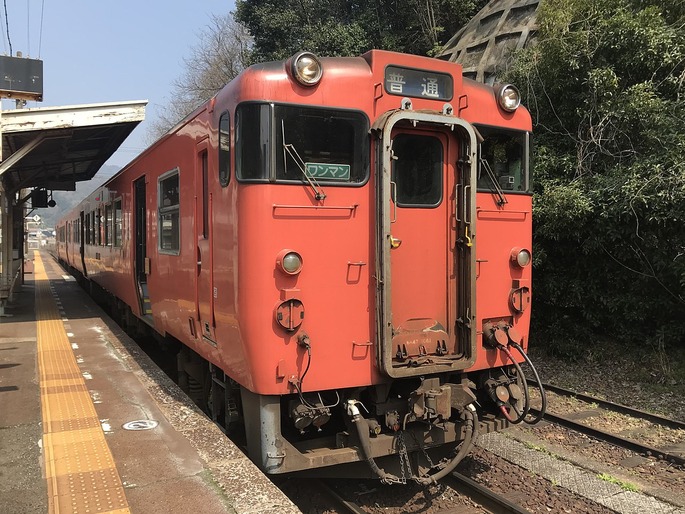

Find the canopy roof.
xmin=0 ymin=100 xmax=146 ymax=195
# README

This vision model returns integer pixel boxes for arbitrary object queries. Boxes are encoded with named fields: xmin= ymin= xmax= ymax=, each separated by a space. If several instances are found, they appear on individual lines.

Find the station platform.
xmin=0 ymin=251 xmax=301 ymax=514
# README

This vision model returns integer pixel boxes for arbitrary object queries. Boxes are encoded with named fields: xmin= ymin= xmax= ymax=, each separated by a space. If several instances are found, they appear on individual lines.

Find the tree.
xmin=148 ymin=14 xmax=252 ymax=141
xmin=506 ymin=0 xmax=685 ymax=349
xmin=234 ymin=0 xmax=486 ymax=63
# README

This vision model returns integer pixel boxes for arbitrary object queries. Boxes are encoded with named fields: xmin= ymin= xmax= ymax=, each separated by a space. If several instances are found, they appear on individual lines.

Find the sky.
xmin=1 ymin=0 xmax=235 ymax=168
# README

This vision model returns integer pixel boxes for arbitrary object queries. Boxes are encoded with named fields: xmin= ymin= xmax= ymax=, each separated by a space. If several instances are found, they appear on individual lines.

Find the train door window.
xmin=218 ymin=111 xmax=230 ymax=187
xmin=113 ymin=199 xmax=122 ymax=247
xmin=391 ymin=134 xmax=443 ymax=207
xmin=201 ymin=150 xmax=209 ymax=239
xmin=84 ymin=213 xmax=90 ymax=244
xmin=158 ymin=169 xmax=180 ymax=253
xmin=236 ymin=103 xmax=270 ymax=180
xmin=476 ymin=125 xmax=529 ymax=193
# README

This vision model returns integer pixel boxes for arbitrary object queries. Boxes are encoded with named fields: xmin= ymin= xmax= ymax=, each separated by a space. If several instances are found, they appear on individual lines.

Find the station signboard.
xmin=0 ymin=55 xmax=43 ymax=101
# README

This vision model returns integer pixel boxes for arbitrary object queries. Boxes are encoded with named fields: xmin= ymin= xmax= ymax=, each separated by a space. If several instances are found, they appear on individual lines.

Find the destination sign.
xmin=305 ymin=162 xmax=351 ymax=181
xmin=384 ymin=65 xmax=453 ymax=101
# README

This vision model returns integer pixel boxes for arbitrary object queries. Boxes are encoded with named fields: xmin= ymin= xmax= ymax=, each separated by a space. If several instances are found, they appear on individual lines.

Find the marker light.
xmin=277 ymin=250 xmax=303 ymax=275
xmin=510 ymin=247 xmax=532 ymax=268
xmin=291 ymin=52 xmax=323 ymax=86
xmin=496 ymin=84 xmax=521 ymax=112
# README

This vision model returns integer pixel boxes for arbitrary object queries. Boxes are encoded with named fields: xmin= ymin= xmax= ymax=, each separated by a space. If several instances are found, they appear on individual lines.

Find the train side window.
xmin=113 ymin=199 xmax=122 ymax=247
xmin=91 ymin=210 xmax=98 ymax=245
xmin=391 ymin=134 xmax=443 ymax=207
xmin=104 ymin=205 xmax=112 ymax=246
xmin=219 ymin=111 xmax=230 ymax=187
xmin=236 ymin=103 xmax=270 ymax=180
xmin=158 ymin=169 xmax=180 ymax=253
xmin=85 ymin=213 xmax=90 ymax=244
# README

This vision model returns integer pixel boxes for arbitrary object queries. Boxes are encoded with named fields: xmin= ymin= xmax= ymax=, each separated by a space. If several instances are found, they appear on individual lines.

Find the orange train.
xmin=56 ymin=50 xmax=546 ymax=483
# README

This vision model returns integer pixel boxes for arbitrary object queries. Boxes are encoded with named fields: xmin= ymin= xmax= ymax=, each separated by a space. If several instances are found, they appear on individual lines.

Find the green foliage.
xmin=234 ymin=0 xmax=487 ymax=61
xmin=508 ymin=0 xmax=685 ymax=348
xmin=148 ymin=14 xmax=252 ymax=139
xmin=597 ymin=473 xmax=639 ymax=492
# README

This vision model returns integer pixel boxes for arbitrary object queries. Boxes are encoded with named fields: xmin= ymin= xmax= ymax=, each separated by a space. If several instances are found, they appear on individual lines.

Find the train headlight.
xmin=277 ymin=249 xmax=303 ymax=275
xmin=290 ymin=51 xmax=323 ymax=86
xmin=510 ymin=247 xmax=531 ymax=268
xmin=496 ymin=84 xmax=521 ymax=112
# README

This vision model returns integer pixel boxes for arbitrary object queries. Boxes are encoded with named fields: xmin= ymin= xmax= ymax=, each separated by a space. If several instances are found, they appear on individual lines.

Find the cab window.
xmin=476 ymin=125 xmax=529 ymax=193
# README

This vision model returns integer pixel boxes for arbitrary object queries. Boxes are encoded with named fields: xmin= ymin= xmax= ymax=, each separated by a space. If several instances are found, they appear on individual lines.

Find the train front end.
xmin=226 ymin=50 xmax=544 ymax=481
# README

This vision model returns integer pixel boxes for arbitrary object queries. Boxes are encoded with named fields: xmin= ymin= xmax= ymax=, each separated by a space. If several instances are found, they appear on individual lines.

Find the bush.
xmin=508 ymin=0 xmax=685 ymax=349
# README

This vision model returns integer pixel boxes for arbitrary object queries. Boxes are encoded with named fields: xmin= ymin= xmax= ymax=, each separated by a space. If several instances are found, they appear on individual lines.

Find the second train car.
xmin=56 ymin=50 xmax=546 ymax=484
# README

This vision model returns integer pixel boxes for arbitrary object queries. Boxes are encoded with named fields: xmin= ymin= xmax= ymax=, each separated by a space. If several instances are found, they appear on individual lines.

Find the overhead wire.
xmin=38 ymin=0 xmax=44 ymax=57
xmin=26 ymin=0 xmax=30 ymax=55
xmin=0 ymin=8 xmax=7 ymax=55
xmin=3 ymin=0 xmax=12 ymax=55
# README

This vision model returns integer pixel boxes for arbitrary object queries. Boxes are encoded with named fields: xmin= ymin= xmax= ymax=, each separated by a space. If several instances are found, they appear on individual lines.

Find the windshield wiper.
xmin=480 ymin=156 xmax=507 ymax=206
xmin=282 ymin=121 xmax=326 ymax=201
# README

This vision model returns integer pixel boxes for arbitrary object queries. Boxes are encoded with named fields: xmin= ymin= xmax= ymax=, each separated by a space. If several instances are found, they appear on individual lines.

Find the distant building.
xmin=25 ymin=217 xmax=54 ymax=250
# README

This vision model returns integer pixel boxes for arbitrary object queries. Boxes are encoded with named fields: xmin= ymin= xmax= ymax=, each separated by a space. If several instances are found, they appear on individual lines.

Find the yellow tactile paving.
xmin=34 ymin=252 xmax=131 ymax=514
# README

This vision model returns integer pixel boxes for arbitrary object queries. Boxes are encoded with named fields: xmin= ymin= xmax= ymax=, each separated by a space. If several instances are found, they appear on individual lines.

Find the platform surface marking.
xmin=35 ymin=252 xmax=130 ymax=514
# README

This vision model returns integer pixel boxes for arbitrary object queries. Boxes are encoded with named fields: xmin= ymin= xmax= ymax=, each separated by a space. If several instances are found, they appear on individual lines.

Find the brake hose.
xmin=497 ymin=343 xmax=531 ymax=424
xmin=509 ymin=341 xmax=547 ymax=425
xmin=348 ymin=400 xmax=402 ymax=484
xmin=414 ymin=407 xmax=478 ymax=485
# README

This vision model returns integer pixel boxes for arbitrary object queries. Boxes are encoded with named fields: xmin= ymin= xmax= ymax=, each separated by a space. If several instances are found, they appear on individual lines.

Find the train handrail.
xmin=272 ymin=203 xmax=358 ymax=211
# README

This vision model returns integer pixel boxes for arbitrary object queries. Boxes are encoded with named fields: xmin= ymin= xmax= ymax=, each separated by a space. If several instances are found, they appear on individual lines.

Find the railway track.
xmin=312 ymin=479 xmax=367 ymax=514
xmin=441 ymin=472 xmax=532 ymax=513
xmin=311 ymin=474 xmax=532 ymax=514
xmin=530 ymin=381 xmax=685 ymax=467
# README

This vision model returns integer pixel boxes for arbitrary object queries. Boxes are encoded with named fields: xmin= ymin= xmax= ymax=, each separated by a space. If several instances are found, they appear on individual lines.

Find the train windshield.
xmin=236 ymin=103 xmax=368 ymax=184
xmin=476 ymin=125 xmax=530 ymax=194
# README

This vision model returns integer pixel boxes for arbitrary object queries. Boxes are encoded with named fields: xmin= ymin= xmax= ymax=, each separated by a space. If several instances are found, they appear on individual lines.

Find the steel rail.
xmin=442 ymin=472 xmax=533 ymax=514
xmin=312 ymin=479 xmax=368 ymax=514
xmin=531 ymin=381 xmax=685 ymax=431
xmin=528 ymin=408 xmax=685 ymax=467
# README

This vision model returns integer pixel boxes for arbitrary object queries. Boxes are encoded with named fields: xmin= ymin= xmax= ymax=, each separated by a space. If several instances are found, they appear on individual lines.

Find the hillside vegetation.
xmin=505 ymin=0 xmax=685 ymax=352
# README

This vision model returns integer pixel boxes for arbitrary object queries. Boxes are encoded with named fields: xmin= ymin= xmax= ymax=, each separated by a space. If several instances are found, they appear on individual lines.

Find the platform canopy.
xmin=0 ymin=100 xmax=147 ymax=195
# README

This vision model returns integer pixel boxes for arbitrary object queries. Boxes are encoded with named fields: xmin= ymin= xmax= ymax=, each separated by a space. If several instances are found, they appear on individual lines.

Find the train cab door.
xmin=195 ymin=140 xmax=215 ymax=343
xmin=373 ymin=109 xmax=479 ymax=378
xmin=79 ymin=211 xmax=87 ymax=277
xmin=65 ymin=221 xmax=70 ymax=263
xmin=133 ymin=177 xmax=151 ymax=317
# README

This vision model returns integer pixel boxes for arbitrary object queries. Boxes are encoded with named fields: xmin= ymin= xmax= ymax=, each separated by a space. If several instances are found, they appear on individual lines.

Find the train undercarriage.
xmin=65 ymin=263 xmax=546 ymax=483
xmin=176 ymin=343 xmax=539 ymax=483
